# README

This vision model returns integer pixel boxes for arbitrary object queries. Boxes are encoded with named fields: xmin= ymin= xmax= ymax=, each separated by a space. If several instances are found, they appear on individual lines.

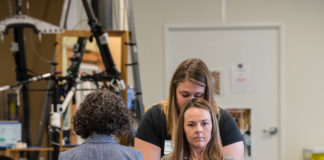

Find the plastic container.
xmin=127 ymin=85 xmax=135 ymax=110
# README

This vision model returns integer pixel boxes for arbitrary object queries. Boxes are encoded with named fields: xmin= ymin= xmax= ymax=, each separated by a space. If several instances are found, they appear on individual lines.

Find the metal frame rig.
xmin=0 ymin=1 xmax=127 ymax=160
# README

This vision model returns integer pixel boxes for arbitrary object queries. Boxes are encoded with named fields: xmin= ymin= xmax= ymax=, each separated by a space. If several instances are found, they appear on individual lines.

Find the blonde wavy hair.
xmin=171 ymin=98 xmax=224 ymax=160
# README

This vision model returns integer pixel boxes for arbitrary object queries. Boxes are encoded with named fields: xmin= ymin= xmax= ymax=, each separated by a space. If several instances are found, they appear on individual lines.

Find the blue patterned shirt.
xmin=59 ymin=134 xmax=143 ymax=160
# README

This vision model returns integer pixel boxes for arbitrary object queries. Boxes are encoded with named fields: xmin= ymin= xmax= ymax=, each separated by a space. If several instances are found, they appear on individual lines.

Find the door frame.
xmin=164 ymin=24 xmax=285 ymax=160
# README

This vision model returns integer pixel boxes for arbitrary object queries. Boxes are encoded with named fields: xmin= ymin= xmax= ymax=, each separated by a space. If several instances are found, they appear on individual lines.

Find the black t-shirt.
xmin=135 ymin=104 xmax=243 ymax=157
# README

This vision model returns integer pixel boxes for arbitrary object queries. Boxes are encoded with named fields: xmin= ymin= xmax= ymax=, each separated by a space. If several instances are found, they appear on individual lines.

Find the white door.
xmin=164 ymin=25 xmax=282 ymax=160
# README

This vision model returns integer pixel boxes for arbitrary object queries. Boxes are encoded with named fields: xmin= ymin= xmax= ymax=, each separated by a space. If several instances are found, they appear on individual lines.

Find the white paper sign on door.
xmin=231 ymin=64 xmax=252 ymax=93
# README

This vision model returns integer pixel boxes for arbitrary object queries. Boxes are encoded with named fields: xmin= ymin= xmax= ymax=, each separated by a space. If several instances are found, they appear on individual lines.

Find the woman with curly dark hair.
xmin=58 ymin=89 xmax=143 ymax=160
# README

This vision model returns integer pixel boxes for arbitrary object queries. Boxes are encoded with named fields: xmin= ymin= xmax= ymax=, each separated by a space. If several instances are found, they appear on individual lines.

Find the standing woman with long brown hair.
xmin=135 ymin=58 xmax=243 ymax=160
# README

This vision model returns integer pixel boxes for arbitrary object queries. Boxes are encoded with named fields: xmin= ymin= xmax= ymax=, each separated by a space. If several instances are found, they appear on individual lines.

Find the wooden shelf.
xmin=4 ymin=147 xmax=53 ymax=160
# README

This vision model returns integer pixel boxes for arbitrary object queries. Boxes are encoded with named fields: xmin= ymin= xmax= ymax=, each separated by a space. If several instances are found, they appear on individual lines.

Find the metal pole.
xmin=34 ymin=54 xmax=56 ymax=146
xmin=125 ymin=0 xmax=145 ymax=120
xmin=34 ymin=1 xmax=71 ymax=159
xmin=13 ymin=0 xmax=31 ymax=146
xmin=35 ymin=0 xmax=72 ymax=148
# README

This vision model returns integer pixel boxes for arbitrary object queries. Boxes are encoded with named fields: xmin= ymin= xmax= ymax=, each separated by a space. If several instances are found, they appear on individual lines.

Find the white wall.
xmin=133 ymin=0 xmax=324 ymax=160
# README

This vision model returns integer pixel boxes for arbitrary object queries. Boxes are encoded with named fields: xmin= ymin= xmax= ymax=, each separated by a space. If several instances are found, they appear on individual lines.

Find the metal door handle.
xmin=263 ymin=126 xmax=278 ymax=135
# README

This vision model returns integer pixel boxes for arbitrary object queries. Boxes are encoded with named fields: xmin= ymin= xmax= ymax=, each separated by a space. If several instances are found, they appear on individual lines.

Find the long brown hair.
xmin=162 ymin=58 xmax=220 ymax=136
xmin=171 ymin=98 xmax=224 ymax=160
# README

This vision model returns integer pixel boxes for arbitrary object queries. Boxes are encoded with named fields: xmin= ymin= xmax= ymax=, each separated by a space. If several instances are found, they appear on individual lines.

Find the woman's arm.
xmin=223 ymin=141 xmax=244 ymax=160
xmin=134 ymin=138 xmax=161 ymax=160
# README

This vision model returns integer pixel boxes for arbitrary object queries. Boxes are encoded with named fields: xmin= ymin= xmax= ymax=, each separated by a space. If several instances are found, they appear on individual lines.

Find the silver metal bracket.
xmin=0 ymin=14 xmax=64 ymax=35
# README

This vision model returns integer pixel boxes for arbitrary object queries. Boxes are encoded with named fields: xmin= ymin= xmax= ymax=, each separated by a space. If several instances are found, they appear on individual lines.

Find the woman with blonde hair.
xmin=135 ymin=58 xmax=243 ymax=160
xmin=162 ymin=98 xmax=234 ymax=160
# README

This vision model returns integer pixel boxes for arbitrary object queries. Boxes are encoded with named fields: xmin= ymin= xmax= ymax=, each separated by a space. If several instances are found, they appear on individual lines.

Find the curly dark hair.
xmin=73 ymin=89 xmax=133 ymax=139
